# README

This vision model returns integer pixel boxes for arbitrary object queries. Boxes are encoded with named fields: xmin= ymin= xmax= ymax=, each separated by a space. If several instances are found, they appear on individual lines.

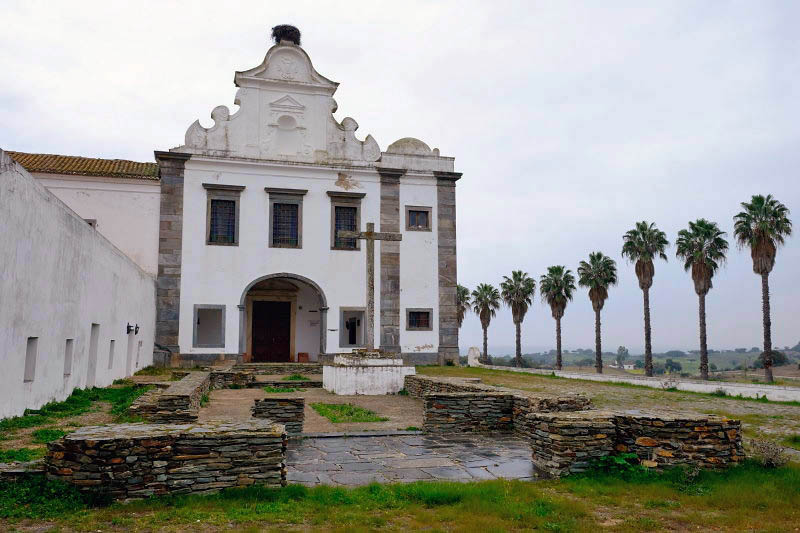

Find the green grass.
xmin=311 ymin=403 xmax=389 ymax=423
xmin=134 ymin=366 xmax=173 ymax=376
xmin=0 ymin=447 xmax=46 ymax=463
xmin=200 ymin=393 xmax=210 ymax=407
xmin=263 ymin=386 xmax=302 ymax=393
xmin=31 ymin=428 xmax=68 ymax=444
xmin=403 ymin=426 xmax=421 ymax=431
xmin=782 ymin=434 xmax=800 ymax=450
xmin=2 ymin=462 xmax=799 ymax=531
xmin=283 ymin=374 xmax=311 ymax=381
xmin=0 ymin=384 xmax=152 ymax=434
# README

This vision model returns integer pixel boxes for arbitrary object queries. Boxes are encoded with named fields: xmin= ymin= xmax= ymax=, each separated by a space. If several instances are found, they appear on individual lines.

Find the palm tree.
xmin=500 ymin=271 xmax=536 ymax=367
xmin=540 ymin=266 xmax=576 ymax=370
xmin=456 ymin=284 xmax=471 ymax=329
xmin=621 ymin=221 xmax=669 ymax=377
xmin=676 ymin=219 xmax=728 ymax=381
xmin=577 ymin=252 xmax=618 ymax=374
xmin=734 ymin=195 xmax=792 ymax=383
xmin=471 ymin=283 xmax=501 ymax=364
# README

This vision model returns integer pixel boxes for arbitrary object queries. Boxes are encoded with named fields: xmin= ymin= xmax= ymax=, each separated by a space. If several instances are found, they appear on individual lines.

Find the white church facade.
xmin=156 ymin=27 xmax=461 ymax=365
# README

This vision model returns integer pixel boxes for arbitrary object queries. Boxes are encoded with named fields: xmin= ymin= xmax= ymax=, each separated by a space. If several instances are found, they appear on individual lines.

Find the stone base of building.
xmin=323 ymin=352 xmax=416 ymax=395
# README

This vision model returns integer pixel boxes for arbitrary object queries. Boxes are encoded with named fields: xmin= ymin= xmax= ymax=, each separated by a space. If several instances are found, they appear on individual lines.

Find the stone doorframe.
xmin=237 ymin=273 xmax=328 ymax=358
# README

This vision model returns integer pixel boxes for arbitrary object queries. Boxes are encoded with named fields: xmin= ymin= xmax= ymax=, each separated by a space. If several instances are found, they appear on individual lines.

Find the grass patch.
xmin=134 ymin=366 xmax=173 ymax=376
xmin=311 ymin=403 xmax=389 ymax=423
xmin=263 ymin=386 xmax=302 ymax=393
xmin=283 ymin=374 xmax=311 ymax=381
xmin=0 ymin=447 xmax=46 ymax=463
xmin=782 ymin=434 xmax=800 ymax=450
xmin=0 ymin=384 xmax=152 ymax=432
xmin=1 ymin=462 xmax=799 ymax=530
xmin=31 ymin=428 xmax=68 ymax=444
xmin=403 ymin=426 xmax=421 ymax=431
xmin=199 ymin=393 xmax=210 ymax=407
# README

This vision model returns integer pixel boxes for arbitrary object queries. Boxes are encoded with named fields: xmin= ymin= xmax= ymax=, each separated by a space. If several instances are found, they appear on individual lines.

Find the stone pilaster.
xmin=377 ymin=168 xmax=405 ymax=353
xmin=154 ymin=151 xmax=190 ymax=352
xmin=435 ymin=171 xmax=462 ymax=365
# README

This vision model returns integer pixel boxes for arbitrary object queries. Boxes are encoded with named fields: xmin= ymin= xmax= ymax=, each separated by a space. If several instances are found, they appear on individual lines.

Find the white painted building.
xmin=0 ymin=151 xmax=156 ymax=418
xmin=155 ymin=27 xmax=461 ymax=365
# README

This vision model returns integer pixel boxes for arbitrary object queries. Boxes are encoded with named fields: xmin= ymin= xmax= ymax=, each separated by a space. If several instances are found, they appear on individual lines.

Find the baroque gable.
xmin=176 ymin=40 xmax=380 ymax=165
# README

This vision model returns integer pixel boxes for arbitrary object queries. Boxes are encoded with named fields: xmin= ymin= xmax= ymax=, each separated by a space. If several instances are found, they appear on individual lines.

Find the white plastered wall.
xmin=0 ymin=151 xmax=156 ymax=419
xmin=398 ymin=175 xmax=439 ymax=354
xmin=33 ymin=174 xmax=160 ymax=276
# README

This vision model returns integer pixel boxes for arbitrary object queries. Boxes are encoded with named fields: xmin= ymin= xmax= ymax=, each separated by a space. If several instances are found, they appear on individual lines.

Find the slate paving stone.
xmin=422 ymin=466 xmax=474 ymax=480
xmin=286 ymin=435 xmax=535 ymax=487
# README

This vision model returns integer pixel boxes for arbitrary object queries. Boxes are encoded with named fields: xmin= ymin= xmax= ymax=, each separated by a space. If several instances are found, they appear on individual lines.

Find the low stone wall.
xmin=423 ymin=392 xmax=515 ymax=433
xmin=251 ymin=398 xmax=305 ymax=435
xmin=526 ymin=411 xmax=745 ymax=477
xmin=615 ymin=413 xmax=745 ymax=469
xmin=210 ymin=370 xmax=256 ymax=389
xmin=233 ymin=363 xmax=323 ymax=375
xmin=258 ymin=379 xmax=323 ymax=389
xmin=525 ymin=411 xmax=617 ymax=477
xmin=46 ymin=420 xmax=287 ymax=500
xmin=405 ymin=375 xmax=492 ymax=397
xmin=128 ymin=372 xmax=210 ymax=423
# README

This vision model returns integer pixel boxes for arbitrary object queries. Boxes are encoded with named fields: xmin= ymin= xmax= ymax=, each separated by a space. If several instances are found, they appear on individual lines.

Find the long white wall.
xmin=34 ymin=174 xmax=160 ymax=276
xmin=178 ymin=157 xmax=440 ymax=359
xmin=0 ymin=150 xmax=156 ymax=418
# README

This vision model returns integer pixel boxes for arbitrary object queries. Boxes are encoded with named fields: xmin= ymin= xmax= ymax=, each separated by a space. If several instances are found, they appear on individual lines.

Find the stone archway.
xmin=238 ymin=273 xmax=328 ymax=361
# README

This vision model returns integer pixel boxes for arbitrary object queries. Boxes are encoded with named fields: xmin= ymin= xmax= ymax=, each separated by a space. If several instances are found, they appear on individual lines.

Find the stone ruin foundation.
xmin=405 ymin=375 xmax=744 ymax=477
xmin=46 ymin=420 xmax=287 ymax=501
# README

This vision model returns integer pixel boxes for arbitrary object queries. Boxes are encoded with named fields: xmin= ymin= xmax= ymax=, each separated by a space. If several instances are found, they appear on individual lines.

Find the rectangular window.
xmin=272 ymin=203 xmax=299 ymax=247
xmin=328 ymin=191 xmax=365 ymax=250
xmin=406 ymin=206 xmax=432 ymax=231
xmin=267 ymin=188 xmax=306 ymax=249
xmin=108 ymin=339 xmax=115 ymax=369
xmin=203 ymin=183 xmax=244 ymax=246
xmin=209 ymin=199 xmax=236 ymax=244
xmin=193 ymin=304 xmax=226 ymax=348
xmin=339 ymin=308 xmax=365 ymax=348
xmin=406 ymin=308 xmax=433 ymax=331
xmin=64 ymin=338 xmax=74 ymax=377
xmin=87 ymin=323 xmax=100 ymax=388
xmin=24 ymin=337 xmax=38 ymax=383
xmin=334 ymin=206 xmax=358 ymax=249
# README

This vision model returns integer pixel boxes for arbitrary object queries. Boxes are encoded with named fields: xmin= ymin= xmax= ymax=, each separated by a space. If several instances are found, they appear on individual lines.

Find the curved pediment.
xmin=234 ymin=43 xmax=338 ymax=92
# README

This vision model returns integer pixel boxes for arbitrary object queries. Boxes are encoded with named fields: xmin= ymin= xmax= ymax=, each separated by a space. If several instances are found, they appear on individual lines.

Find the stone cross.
xmin=337 ymin=222 xmax=402 ymax=351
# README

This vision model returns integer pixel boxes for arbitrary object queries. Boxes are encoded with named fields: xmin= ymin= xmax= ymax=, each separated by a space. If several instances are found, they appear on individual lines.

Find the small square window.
xmin=406 ymin=309 xmax=433 ymax=331
xmin=339 ymin=308 xmax=365 ymax=348
xmin=405 ymin=206 xmax=432 ymax=231
xmin=193 ymin=305 xmax=226 ymax=348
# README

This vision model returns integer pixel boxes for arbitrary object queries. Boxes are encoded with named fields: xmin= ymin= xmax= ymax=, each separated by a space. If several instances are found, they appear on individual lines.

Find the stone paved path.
xmin=286 ymin=434 xmax=535 ymax=486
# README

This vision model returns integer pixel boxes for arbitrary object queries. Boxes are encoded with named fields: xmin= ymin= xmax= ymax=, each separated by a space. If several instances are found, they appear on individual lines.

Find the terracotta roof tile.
xmin=7 ymin=151 xmax=159 ymax=181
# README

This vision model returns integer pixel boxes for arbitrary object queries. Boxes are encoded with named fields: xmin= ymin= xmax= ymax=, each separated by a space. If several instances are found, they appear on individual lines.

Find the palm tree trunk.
xmin=762 ymin=272 xmax=773 ymax=383
xmin=482 ymin=325 xmax=488 ymax=365
xmin=595 ymin=309 xmax=603 ymax=374
xmin=699 ymin=293 xmax=708 ymax=380
xmin=555 ymin=318 xmax=562 ymax=371
xmin=515 ymin=321 xmax=522 ymax=367
xmin=643 ymin=287 xmax=653 ymax=377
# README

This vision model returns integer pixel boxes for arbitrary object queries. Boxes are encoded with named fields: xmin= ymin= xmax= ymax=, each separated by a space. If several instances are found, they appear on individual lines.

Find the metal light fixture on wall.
xmin=126 ymin=323 xmax=134 ymax=334
xmin=135 ymin=324 xmax=140 ymax=335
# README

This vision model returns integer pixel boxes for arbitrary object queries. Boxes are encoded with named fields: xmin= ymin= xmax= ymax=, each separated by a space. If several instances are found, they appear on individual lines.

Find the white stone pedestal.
xmin=323 ymin=353 xmax=416 ymax=395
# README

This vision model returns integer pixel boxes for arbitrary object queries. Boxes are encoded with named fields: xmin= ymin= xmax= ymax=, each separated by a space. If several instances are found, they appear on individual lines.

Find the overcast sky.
xmin=2 ymin=1 xmax=798 ymax=355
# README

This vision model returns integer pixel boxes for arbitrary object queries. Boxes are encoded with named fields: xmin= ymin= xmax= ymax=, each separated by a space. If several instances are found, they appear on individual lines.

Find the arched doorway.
xmin=238 ymin=273 xmax=328 ymax=362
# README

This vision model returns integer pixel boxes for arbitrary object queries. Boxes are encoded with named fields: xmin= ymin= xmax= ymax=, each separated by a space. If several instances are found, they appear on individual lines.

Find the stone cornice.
xmin=154 ymin=151 xmax=191 ymax=162
xmin=433 ymin=171 xmax=462 ymax=183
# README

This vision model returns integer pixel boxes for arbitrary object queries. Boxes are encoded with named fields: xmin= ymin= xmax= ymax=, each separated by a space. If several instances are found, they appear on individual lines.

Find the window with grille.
xmin=334 ymin=206 xmax=358 ymax=249
xmin=406 ymin=206 xmax=432 ymax=231
xmin=272 ymin=202 xmax=299 ymax=247
xmin=407 ymin=310 xmax=432 ymax=330
xmin=209 ymin=199 xmax=236 ymax=244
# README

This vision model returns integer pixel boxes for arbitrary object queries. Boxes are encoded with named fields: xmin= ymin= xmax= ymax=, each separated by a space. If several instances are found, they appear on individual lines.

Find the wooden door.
xmin=252 ymin=301 xmax=291 ymax=362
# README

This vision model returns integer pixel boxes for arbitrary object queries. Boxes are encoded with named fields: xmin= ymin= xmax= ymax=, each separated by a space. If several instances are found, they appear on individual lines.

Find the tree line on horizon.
xmin=457 ymin=194 xmax=793 ymax=383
